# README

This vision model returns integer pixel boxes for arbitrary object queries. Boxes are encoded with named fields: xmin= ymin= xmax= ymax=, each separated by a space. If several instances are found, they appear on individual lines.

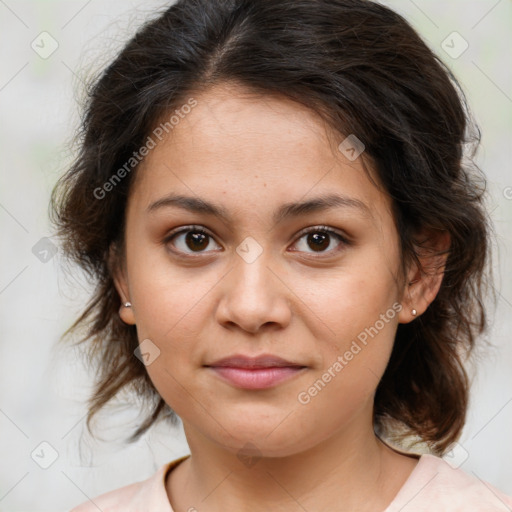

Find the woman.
xmin=50 ymin=0 xmax=512 ymax=510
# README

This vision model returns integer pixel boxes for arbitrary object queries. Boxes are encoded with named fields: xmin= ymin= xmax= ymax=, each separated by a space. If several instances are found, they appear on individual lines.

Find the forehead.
xmin=129 ymin=83 xmax=392 ymax=223
xmin=149 ymin=83 xmax=343 ymax=173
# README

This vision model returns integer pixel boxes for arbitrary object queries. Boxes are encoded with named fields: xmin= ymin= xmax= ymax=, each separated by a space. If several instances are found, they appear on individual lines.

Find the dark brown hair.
xmin=50 ymin=0 xmax=494 ymax=454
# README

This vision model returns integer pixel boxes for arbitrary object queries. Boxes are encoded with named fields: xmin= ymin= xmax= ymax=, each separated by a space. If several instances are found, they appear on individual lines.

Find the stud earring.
xmin=123 ymin=302 xmax=132 ymax=308
xmin=411 ymin=309 xmax=417 ymax=316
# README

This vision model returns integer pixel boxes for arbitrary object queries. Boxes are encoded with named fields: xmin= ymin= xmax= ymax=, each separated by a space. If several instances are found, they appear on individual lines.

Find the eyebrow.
xmin=146 ymin=192 xmax=372 ymax=224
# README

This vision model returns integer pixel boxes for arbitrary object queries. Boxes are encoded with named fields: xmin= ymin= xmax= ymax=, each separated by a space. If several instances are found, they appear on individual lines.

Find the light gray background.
xmin=0 ymin=1 xmax=511 ymax=510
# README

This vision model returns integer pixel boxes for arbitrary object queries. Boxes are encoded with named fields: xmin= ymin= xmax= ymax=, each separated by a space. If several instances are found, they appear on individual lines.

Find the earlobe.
xmin=118 ymin=301 xmax=136 ymax=325
xmin=398 ymin=229 xmax=450 ymax=324
xmin=109 ymin=244 xmax=136 ymax=326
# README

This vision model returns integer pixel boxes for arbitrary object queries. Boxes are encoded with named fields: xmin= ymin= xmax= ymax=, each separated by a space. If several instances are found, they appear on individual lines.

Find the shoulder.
xmin=69 ymin=455 xmax=190 ymax=512
xmin=387 ymin=453 xmax=512 ymax=512
xmin=69 ymin=478 xmax=144 ymax=512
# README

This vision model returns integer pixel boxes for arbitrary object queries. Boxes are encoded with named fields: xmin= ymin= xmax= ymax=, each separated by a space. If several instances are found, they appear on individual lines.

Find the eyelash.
xmin=163 ymin=224 xmax=350 ymax=259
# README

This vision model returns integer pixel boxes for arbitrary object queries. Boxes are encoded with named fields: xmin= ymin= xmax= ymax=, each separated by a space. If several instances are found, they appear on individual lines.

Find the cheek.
xmin=288 ymin=253 xmax=401 ymax=407
xmin=290 ymin=257 xmax=400 ymax=350
xmin=293 ymin=298 xmax=399 ymax=447
xmin=125 ymin=252 xmax=220 ymax=388
xmin=127 ymin=243 xmax=218 ymax=339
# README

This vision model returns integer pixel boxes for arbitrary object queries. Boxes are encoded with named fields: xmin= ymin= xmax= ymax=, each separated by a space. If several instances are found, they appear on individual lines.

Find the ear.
xmin=398 ymin=228 xmax=450 ymax=324
xmin=109 ymin=244 xmax=136 ymax=326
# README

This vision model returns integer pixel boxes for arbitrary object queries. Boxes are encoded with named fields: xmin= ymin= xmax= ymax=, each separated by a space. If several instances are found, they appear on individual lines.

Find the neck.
xmin=167 ymin=418 xmax=417 ymax=512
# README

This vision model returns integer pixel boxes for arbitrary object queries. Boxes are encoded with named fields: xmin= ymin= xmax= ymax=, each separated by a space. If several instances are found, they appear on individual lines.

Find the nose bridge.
xmin=231 ymin=238 xmax=276 ymax=301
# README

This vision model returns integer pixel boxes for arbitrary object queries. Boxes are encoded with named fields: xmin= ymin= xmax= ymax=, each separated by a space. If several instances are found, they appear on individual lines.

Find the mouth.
xmin=203 ymin=353 xmax=308 ymax=389
xmin=205 ymin=353 xmax=306 ymax=368
xmin=204 ymin=364 xmax=307 ymax=390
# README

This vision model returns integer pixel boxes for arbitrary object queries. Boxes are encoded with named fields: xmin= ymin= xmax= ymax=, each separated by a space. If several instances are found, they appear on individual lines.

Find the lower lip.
xmin=206 ymin=366 xmax=306 ymax=389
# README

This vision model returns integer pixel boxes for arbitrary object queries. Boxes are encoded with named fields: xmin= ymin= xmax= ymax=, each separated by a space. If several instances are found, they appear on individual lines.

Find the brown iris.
xmin=186 ymin=231 xmax=210 ymax=252
xmin=307 ymin=232 xmax=330 ymax=252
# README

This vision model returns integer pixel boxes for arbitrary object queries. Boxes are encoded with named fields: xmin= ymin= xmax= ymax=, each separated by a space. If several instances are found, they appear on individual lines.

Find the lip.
xmin=204 ymin=354 xmax=307 ymax=390
xmin=205 ymin=353 xmax=305 ymax=369
xmin=206 ymin=366 xmax=307 ymax=389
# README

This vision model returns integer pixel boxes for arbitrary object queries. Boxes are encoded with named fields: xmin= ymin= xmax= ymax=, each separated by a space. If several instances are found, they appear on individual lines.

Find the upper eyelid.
xmin=295 ymin=225 xmax=348 ymax=239
xmin=166 ymin=225 xmax=216 ymax=241
xmin=166 ymin=224 xmax=346 ymax=239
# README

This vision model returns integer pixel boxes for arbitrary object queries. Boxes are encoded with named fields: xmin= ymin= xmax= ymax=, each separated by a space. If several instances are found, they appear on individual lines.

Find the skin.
xmin=113 ymin=82 xmax=449 ymax=512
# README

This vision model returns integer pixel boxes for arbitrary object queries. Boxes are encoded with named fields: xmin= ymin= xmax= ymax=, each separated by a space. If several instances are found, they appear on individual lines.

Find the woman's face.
xmin=114 ymin=83 xmax=418 ymax=458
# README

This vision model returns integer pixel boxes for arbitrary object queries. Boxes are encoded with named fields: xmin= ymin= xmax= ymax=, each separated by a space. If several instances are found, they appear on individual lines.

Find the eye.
xmin=290 ymin=225 xmax=349 ymax=256
xmin=164 ymin=225 xmax=222 ymax=256
xmin=164 ymin=224 xmax=350 ymax=258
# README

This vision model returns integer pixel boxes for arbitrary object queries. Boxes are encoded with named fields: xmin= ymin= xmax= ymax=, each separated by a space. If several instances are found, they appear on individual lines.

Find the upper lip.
xmin=205 ymin=354 xmax=306 ymax=369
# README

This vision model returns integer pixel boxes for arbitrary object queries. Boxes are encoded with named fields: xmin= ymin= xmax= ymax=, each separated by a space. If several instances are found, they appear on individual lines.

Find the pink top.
xmin=70 ymin=453 xmax=512 ymax=511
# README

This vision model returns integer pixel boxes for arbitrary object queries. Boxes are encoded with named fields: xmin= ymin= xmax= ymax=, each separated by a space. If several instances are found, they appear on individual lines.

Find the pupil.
xmin=186 ymin=232 xmax=208 ymax=251
xmin=308 ymin=232 xmax=329 ymax=252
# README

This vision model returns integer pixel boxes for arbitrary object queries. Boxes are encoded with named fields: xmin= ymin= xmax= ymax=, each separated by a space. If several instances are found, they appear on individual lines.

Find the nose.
xmin=215 ymin=252 xmax=292 ymax=334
